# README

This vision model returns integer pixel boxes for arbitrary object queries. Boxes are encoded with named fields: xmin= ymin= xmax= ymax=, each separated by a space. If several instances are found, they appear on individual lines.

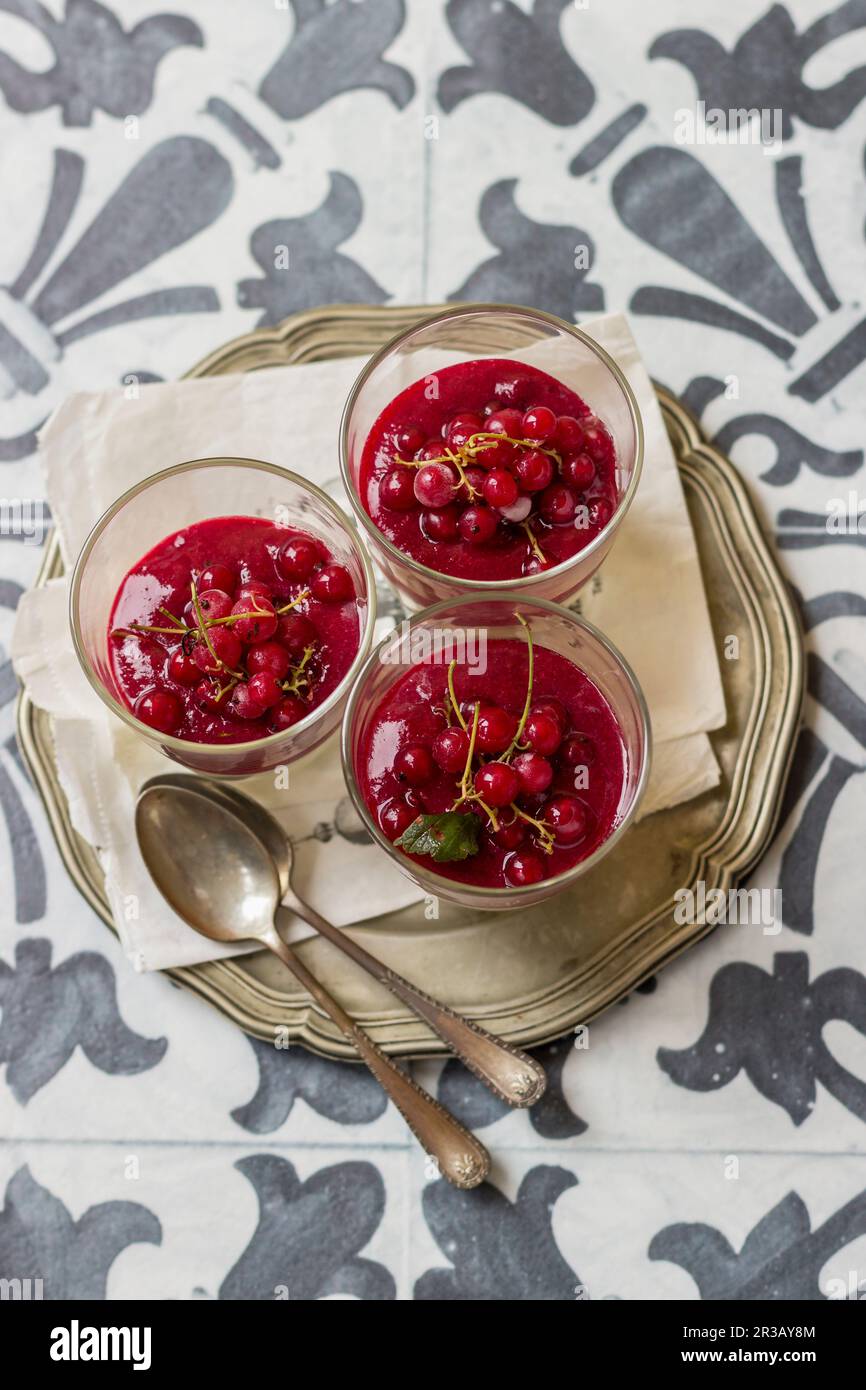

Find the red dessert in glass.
xmin=359 ymin=357 xmax=618 ymax=582
xmin=356 ymin=623 xmax=627 ymax=890
xmin=108 ymin=515 xmax=360 ymax=745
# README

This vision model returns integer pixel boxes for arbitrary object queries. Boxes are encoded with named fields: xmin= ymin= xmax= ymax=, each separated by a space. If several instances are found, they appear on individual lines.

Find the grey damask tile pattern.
xmin=1 ymin=0 xmax=865 ymax=1300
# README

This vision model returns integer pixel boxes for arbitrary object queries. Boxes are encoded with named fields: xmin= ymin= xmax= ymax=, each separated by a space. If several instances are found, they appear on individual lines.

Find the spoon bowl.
xmin=136 ymin=784 xmax=282 ymax=945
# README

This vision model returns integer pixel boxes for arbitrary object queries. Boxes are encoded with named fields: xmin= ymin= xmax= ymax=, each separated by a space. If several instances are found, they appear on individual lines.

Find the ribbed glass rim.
xmin=69 ymin=456 xmax=377 ymax=755
xmin=338 ymin=302 xmax=645 ymax=590
xmin=340 ymin=590 xmax=652 ymax=902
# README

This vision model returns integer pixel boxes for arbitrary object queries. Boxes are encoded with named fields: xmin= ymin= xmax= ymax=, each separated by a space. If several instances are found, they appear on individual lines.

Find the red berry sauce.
xmin=360 ymin=358 xmax=618 ymax=580
xmin=108 ymin=516 xmax=360 ymax=744
xmin=357 ymin=638 xmax=626 ymax=889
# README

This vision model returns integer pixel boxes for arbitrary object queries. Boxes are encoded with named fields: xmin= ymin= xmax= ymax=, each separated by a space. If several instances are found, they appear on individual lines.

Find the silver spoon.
xmin=144 ymin=772 xmax=547 ymax=1109
xmin=136 ymin=783 xmax=490 ymax=1189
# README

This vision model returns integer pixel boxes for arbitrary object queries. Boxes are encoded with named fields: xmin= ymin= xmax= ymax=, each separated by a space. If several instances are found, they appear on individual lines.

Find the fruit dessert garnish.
xmin=108 ymin=516 xmax=360 ymax=744
xmin=360 ymin=357 xmax=618 ymax=581
xmin=358 ymin=614 xmax=626 ymax=888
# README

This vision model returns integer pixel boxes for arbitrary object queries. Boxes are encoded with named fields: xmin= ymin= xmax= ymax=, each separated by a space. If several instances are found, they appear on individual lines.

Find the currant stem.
xmin=112 ymin=623 xmax=188 ymax=638
xmin=521 ymin=521 xmax=546 ymax=564
xmin=190 ymin=578 xmax=218 ymax=663
xmin=503 ymin=612 xmax=534 ymax=762
xmin=443 ymin=446 xmax=480 ymax=501
xmin=281 ymin=643 xmax=316 ymax=698
xmin=275 ymin=588 xmax=310 ymax=616
xmin=212 ymin=675 xmax=240 ymax=704
xmin=463 ymin=431 xmax=561 ymax=463
xmin=158 ymin=606 xmax=185 ymax=630
xmin=446 ymin=660 xmax=468 ymax=731
xmin=450 ymin=701 xmax=480 ymax=808
xmin=510 ymin=802 xmax=555 ymax=854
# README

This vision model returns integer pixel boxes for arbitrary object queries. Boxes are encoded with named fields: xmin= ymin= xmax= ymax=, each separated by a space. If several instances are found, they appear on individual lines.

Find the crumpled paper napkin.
xmin=13 ymin=312 xmax=725 ymax=970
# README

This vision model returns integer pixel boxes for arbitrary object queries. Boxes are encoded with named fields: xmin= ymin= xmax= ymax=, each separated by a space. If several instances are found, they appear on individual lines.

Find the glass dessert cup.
xmin=341 ymin=593 xmax=651 ymax=911
xmin=70 ymin=457 xmax=376 ymax=777
xmin=340 ymin=303 xmax=644 ymax=610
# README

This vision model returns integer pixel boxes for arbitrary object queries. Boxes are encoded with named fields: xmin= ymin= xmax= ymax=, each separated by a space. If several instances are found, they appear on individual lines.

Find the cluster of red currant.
xmin=378 ymin=403 xmax=614 ymax=571
xmin=112 ymin=538 xmax=353 ymax=736
xmin=380 ymin=622 xmax=595 ymax=887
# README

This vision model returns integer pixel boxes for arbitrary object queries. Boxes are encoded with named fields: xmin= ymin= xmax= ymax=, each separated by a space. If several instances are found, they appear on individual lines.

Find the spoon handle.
xmin=275 ymin=902 xmax=546 ymax=1108
xmin=261 ymin=929 xmax=490 ymax=1190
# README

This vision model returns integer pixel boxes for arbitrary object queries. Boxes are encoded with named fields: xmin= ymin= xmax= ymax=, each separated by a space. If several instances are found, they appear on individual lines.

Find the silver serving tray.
xmin=16 ymin=304 xmax=804 ymax=1058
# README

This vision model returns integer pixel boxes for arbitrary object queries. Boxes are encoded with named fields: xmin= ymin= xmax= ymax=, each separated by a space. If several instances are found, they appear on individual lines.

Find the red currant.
xmin=524 ymin=711 xmax=562 ymax=755
xmin=380 ymin=466 xmax=418 ymax=511
xmin=459 ymin=466 xmax=486 ymax=502
xmin=246 ymin=670 xmax=282 ymax=710
xmin=521 ymin=405 xmax=556 ymax=442
xmin=560 ymin=453 xmax=596 ymax=490
xmin=545 ymin=794 xmax=587 ymax=844
xmin=414 ymin=462 xmax=457 ymax=509
xmin=228 ymin=681 xmax=267 ymax=720
xmin=560 ymin=733 xmax=595 ymax=766
xmin=458 ymin=505 xmax=498 ymax=545
xmin=539 ymin=483 xmax=577 ymax=526
xmin=246 ymin=641 xmax=292 ymax=680
xmin=476 ymin=705 xmax=517 ymax=755
xmin=554 ymin=416 xmax=584 ymax=452
xmin=474 ymin=761 xmax=520 ymax=808
xmin=311 ymin=565 xmax=353 ymax=603
xmin=512 ymin=752 xmax=553 ymax=795
xmin=168 ymin=646 xmax=199 ymax=686
xmin=482 ymin=468 xmax=518 ymax=510
xmin=197 ymin=563 xmax=235 ymax=595
xmin=194 ymin=677 xmax=226 ymax=713
xmin=380 ymin=798 xmax=417 ymax=840
xmin=394 ymin=423 xmax=425 ymax=456
xmin=486 ymin=408 xmax=523 ymax=437
xmin=506 ymin=851 xmax=544 ymax=886
xmin=420 ymin=439 xmax=446 ymax=461
xmin=531 ymin=697 xmax=568 ymax=731
xmin=394 ymin=744 xmax=435 ymax=786
xmin=270 ymin=695 xmax=307 ymax=731
xmin=589 ymin=498 xmax=614 ymax=528
xmin=492 ymin=815 xmax=526 ymax=850
xmin=481 ymin=409 xmax=522 ymax=466
xmin=277 ymin=536 xmax=321 ymax=580
xmin=277 ymin=612 xmax=317 ymax=656
xmin=446 ymin=412 xmax=482 ymax=449
xmin=197 ymin=588 xmax=235 ymax=622
xmin=421 ymin=505 xmax=459 ymax=542
xmin=515 ymin=449 xmax=553 ymax=492
xmin=432 ymin=726 xmax=470 ymax=772
xmin=230 ymin=594 xmax=277 ymax=644
xmin=236 ymin=580 xmax=272 ymax=602
xmin=134 ymin=688 xmax=181 ymax=734
xmin=582 ymin=420 xmax=614 ymax=465
xmin=192 ymin=626 xmax=242 ymax=675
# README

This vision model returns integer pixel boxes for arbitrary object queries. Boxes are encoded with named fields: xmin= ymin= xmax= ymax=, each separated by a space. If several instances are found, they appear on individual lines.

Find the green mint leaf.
xmin=396 ymin=811 xmax=481 ymax=863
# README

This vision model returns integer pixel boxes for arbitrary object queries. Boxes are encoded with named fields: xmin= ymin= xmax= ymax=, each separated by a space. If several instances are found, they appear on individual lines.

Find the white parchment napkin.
xmin=13 ymin=312 xmax=725 ymax=971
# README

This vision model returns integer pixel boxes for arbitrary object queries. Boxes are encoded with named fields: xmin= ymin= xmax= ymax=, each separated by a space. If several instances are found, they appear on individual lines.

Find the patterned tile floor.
xmin=1 ymin=0 xmax=865 ymax=1300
